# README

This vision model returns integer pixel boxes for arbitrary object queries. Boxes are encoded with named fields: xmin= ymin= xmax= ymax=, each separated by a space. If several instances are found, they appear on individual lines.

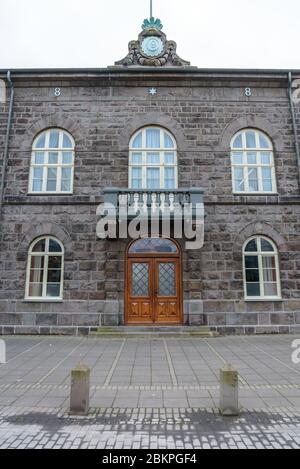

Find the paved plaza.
xmin=0 ymin=335 xmax=300 ymax=449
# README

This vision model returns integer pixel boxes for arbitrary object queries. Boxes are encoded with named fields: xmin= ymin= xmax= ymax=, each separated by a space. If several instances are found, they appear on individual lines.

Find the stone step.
xmin=89 ymin=326 xmax=219 ymax=338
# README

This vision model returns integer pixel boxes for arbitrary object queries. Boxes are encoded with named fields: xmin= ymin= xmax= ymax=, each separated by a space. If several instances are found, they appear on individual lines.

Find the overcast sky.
xmin=0 ymin=0 xmax=300 ymax=70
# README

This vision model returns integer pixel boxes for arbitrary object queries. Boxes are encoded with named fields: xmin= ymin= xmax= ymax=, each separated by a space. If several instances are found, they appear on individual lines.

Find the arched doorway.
xmin=126 ymin=238 xmax=183 ymax=325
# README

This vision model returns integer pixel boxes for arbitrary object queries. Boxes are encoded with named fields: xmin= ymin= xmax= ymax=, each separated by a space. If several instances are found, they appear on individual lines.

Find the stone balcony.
xmin=103 ymin=187 xmax=204 ymax=220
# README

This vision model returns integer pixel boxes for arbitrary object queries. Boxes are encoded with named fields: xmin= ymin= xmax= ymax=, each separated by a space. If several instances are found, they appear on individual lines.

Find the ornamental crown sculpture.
xmin=115 ymin=17 xmax=191 ymax=67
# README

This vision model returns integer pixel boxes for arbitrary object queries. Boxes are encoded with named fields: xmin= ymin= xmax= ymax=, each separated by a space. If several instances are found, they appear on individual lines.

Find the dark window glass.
xmin=245 ymin=256 xmax=259 ymax=269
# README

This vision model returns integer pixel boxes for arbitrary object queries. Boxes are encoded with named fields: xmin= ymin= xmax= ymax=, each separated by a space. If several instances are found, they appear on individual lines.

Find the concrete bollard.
xmin=219 ymin=363 xmax=239 ymax=416
xmin=0 ymin=339 xmax=6 ymax=364
xmin=70 ymin=363 xmax=90 ymax=415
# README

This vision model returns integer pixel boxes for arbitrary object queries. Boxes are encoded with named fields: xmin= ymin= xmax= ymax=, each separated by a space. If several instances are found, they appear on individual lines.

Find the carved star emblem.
xmin=148 ymin=87 xmax=157 ymax=96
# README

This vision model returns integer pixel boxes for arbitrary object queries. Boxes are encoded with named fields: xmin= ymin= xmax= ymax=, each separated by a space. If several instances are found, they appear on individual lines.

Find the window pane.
xmin=132 ymin=152 xmax=142 ymax=164
xmin=262 ymin=168 xmax=272 ymax=179
xmin=29 ymin=283 xmax=43 ymax=297
xmin=46 ymin=284 xmax=61 ymax=297
xmin=47 ymin=168 xmax=57 ymax=191
xmin=30 ymin=255 xmax=45 ymax=268
xmin=147 ymin=152 xmax=160 ymax=164
xmin=131 ymin=168 xmax=142 ymax=189
xmin=263 ymin=269 xmax=277 ymax=282
xmin=246 ymin=282 xmax=260 ymax=296
xmin=29 ymin=269 xmax=44 ymax=283
xmin=146 ymin=129 xmax=160 ymax=148
xmin=33 ymin=168 xmax=43 ymax=179
xmin=159 ymin=263 xmax=176 ymax=296
xmin=262 ymin=179 xmax=272 ymax=191
xmin=129 ymin=238 xmax=178 ymax=254
xmin=247 ymin=152 xmax=257 ymax=164
xmin=34 ymin=152 xmax=45 ymax=164
xmin=232 ymin=152 xmax=243 ymax=164
xmin=245 ymin=131 xmax=257 ymax=148
xmin=48 ymin=152 xmax=58 ymax=164
xmin=246 ymin=269 xmax=259 ymax=282
xmin=248 ymin=168 xmax=258 ymax=191
xmin=165 ymin=152 xmax=175 ymax=164
xmin=132 ymin=263 xmax=149 ymax=296
xmin=234 ymin=168 xmax=244 ymax=191
xmin=35 ymin=134 xmax=46 ymax=149
xmin=48 ymin=256 xmax=62 ymax=268
xmin=245 ymin=239 xmax=257 ymax=252
xmin=147 ymin=168 xmax=160 ymax=189
xmin=49 ymin=240 xmax=62 ymax=253
xmin=261 ymin=239 xmax=274 ymax=252
xmin=164 ymin=133 xmax=174 ymax=148
xmin=33 ymin=180 xmax=43 ymax=192
xmin=61 ymin=168 xmax=71 ymax=180
xmin=32 ymin=240 xmax=46 ymax=253
xmin=47 ymin=269 xmax=61 ymax=283
xmin=62 ymin=152 xmax=73 ymax=164
xmin=164 ymin=167 xmax=175 ymax=189
xmin=262 ymin=168 xmax=273 ymax=191
xmin=46 ymin=180 xmax=56 ymax=192
xmin=63 ymin=133 xmax=73 ymax=148
xmin=49 ymin=130 xmax=59 ymax=148
xmin=132 ymin=132 xmax=142 ymax=148
xmin=61 ymin=180 xmax=71 ymax=191
xmin=262 ymin=256 xmax=276 ymax=275
xmin=264 ymin=283 xmax=278 ymax=296
xmin=245 ymin=256 xmax=259 ymax=269
xmin=261 ymin=152 xmax=271 ymax=165
xmin=259 ymin=133 xmax=270 ymax=149
xmin=232 ymin=134 xmax=243 ymax=148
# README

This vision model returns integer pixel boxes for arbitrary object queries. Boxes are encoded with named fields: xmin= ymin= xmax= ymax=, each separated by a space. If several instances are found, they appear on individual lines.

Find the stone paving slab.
xmin=0 ymin=335 xmax=300 ymax=409
xmin=0 ymin=335 xmax=300 ymax=448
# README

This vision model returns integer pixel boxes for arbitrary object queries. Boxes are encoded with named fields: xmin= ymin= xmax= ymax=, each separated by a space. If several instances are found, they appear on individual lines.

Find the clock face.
xmin=141 ymin=36 xmax=164 ymax=57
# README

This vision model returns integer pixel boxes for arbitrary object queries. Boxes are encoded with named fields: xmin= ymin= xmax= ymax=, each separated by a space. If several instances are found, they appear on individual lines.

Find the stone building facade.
xmin=0 ymin=18 xmax=300 ymax=335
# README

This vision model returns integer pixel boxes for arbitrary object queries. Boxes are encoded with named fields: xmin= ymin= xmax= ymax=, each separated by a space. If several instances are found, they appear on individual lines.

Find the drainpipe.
xmin=288 ymin=72 xmax=300 ymax=191
xmin=0 ymin=71 xmax=14 ymax=224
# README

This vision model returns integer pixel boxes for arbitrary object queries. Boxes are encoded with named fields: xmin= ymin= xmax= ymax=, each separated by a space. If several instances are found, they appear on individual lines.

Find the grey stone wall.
xmin=0 ymin=72 xmax=300 ymax=335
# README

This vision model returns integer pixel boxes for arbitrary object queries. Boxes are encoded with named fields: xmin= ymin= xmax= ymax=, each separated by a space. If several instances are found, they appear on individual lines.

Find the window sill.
xmin=245 ymin=298 xmax=283 ymax=302
xmin=23 ymin=298 xmax=63 ymax=303
xmin=233 ymin=192 xmax=279 ymax=196
xmin=27 ymin=192 xmax=73 ymax=196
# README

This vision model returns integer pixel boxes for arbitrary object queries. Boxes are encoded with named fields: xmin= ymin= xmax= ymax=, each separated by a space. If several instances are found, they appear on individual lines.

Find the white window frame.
xmin=231 ymin=129 xmax=277 ymax=194
xmin=243 ymin=236 xmax=282 ymax=301
xmin=29 ymin=129 xmax=75 ymax=195
xmin=25 ymin=236 xmax=64 ymax=301
xmin=129 ymin=126 xmax=178 ymax=190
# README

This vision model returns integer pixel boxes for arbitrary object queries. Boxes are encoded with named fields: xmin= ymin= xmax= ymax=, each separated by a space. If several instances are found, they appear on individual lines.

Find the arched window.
xmin=25 ymin=236 xmax=64 ymax=300
xmin=29 ymin=129 xmax=75 ymax=194
xmin=128 ymin=238 xmax=179 ymax=254
xmin=231 ymin=129 xmax=276 ymax=194
xmin=243 ymin=236 xmax=281 ymax=300
xmin=129 ymin=127 xmax=177 ymax=190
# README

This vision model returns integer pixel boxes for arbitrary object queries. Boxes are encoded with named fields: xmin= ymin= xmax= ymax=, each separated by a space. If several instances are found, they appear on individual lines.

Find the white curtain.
xmin=164 ymin=133 xmax=174 ymax=148
xmin=146 ymin=129 xmax=160 ymax=148
xmin=30 ymin=255 xmax=44 ymax=296
xmin=147 ymin=168 xmax=160 ymax=189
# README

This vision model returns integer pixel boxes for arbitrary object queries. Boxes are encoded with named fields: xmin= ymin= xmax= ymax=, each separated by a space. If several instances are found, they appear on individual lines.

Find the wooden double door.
xmin=126 ymin=245 xmax=182 ymax=325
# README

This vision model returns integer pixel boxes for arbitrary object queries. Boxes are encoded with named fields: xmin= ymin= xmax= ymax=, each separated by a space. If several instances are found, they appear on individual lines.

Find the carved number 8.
xmin=245 ymin=87 xmax=252 ymax=97
xmin=54 ymin=88 xmax=61 ymax=97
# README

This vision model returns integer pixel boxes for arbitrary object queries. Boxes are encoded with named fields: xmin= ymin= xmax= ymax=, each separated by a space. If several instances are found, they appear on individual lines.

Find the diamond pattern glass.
xmin=159 ymin=263 xmax=176 ymax=297
xmin=132 ymin=263 xmax=149 ymax=297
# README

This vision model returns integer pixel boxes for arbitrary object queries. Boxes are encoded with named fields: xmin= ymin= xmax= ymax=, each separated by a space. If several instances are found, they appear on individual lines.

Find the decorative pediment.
xmin=115 ymin=17 xmax=190 ymax=67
